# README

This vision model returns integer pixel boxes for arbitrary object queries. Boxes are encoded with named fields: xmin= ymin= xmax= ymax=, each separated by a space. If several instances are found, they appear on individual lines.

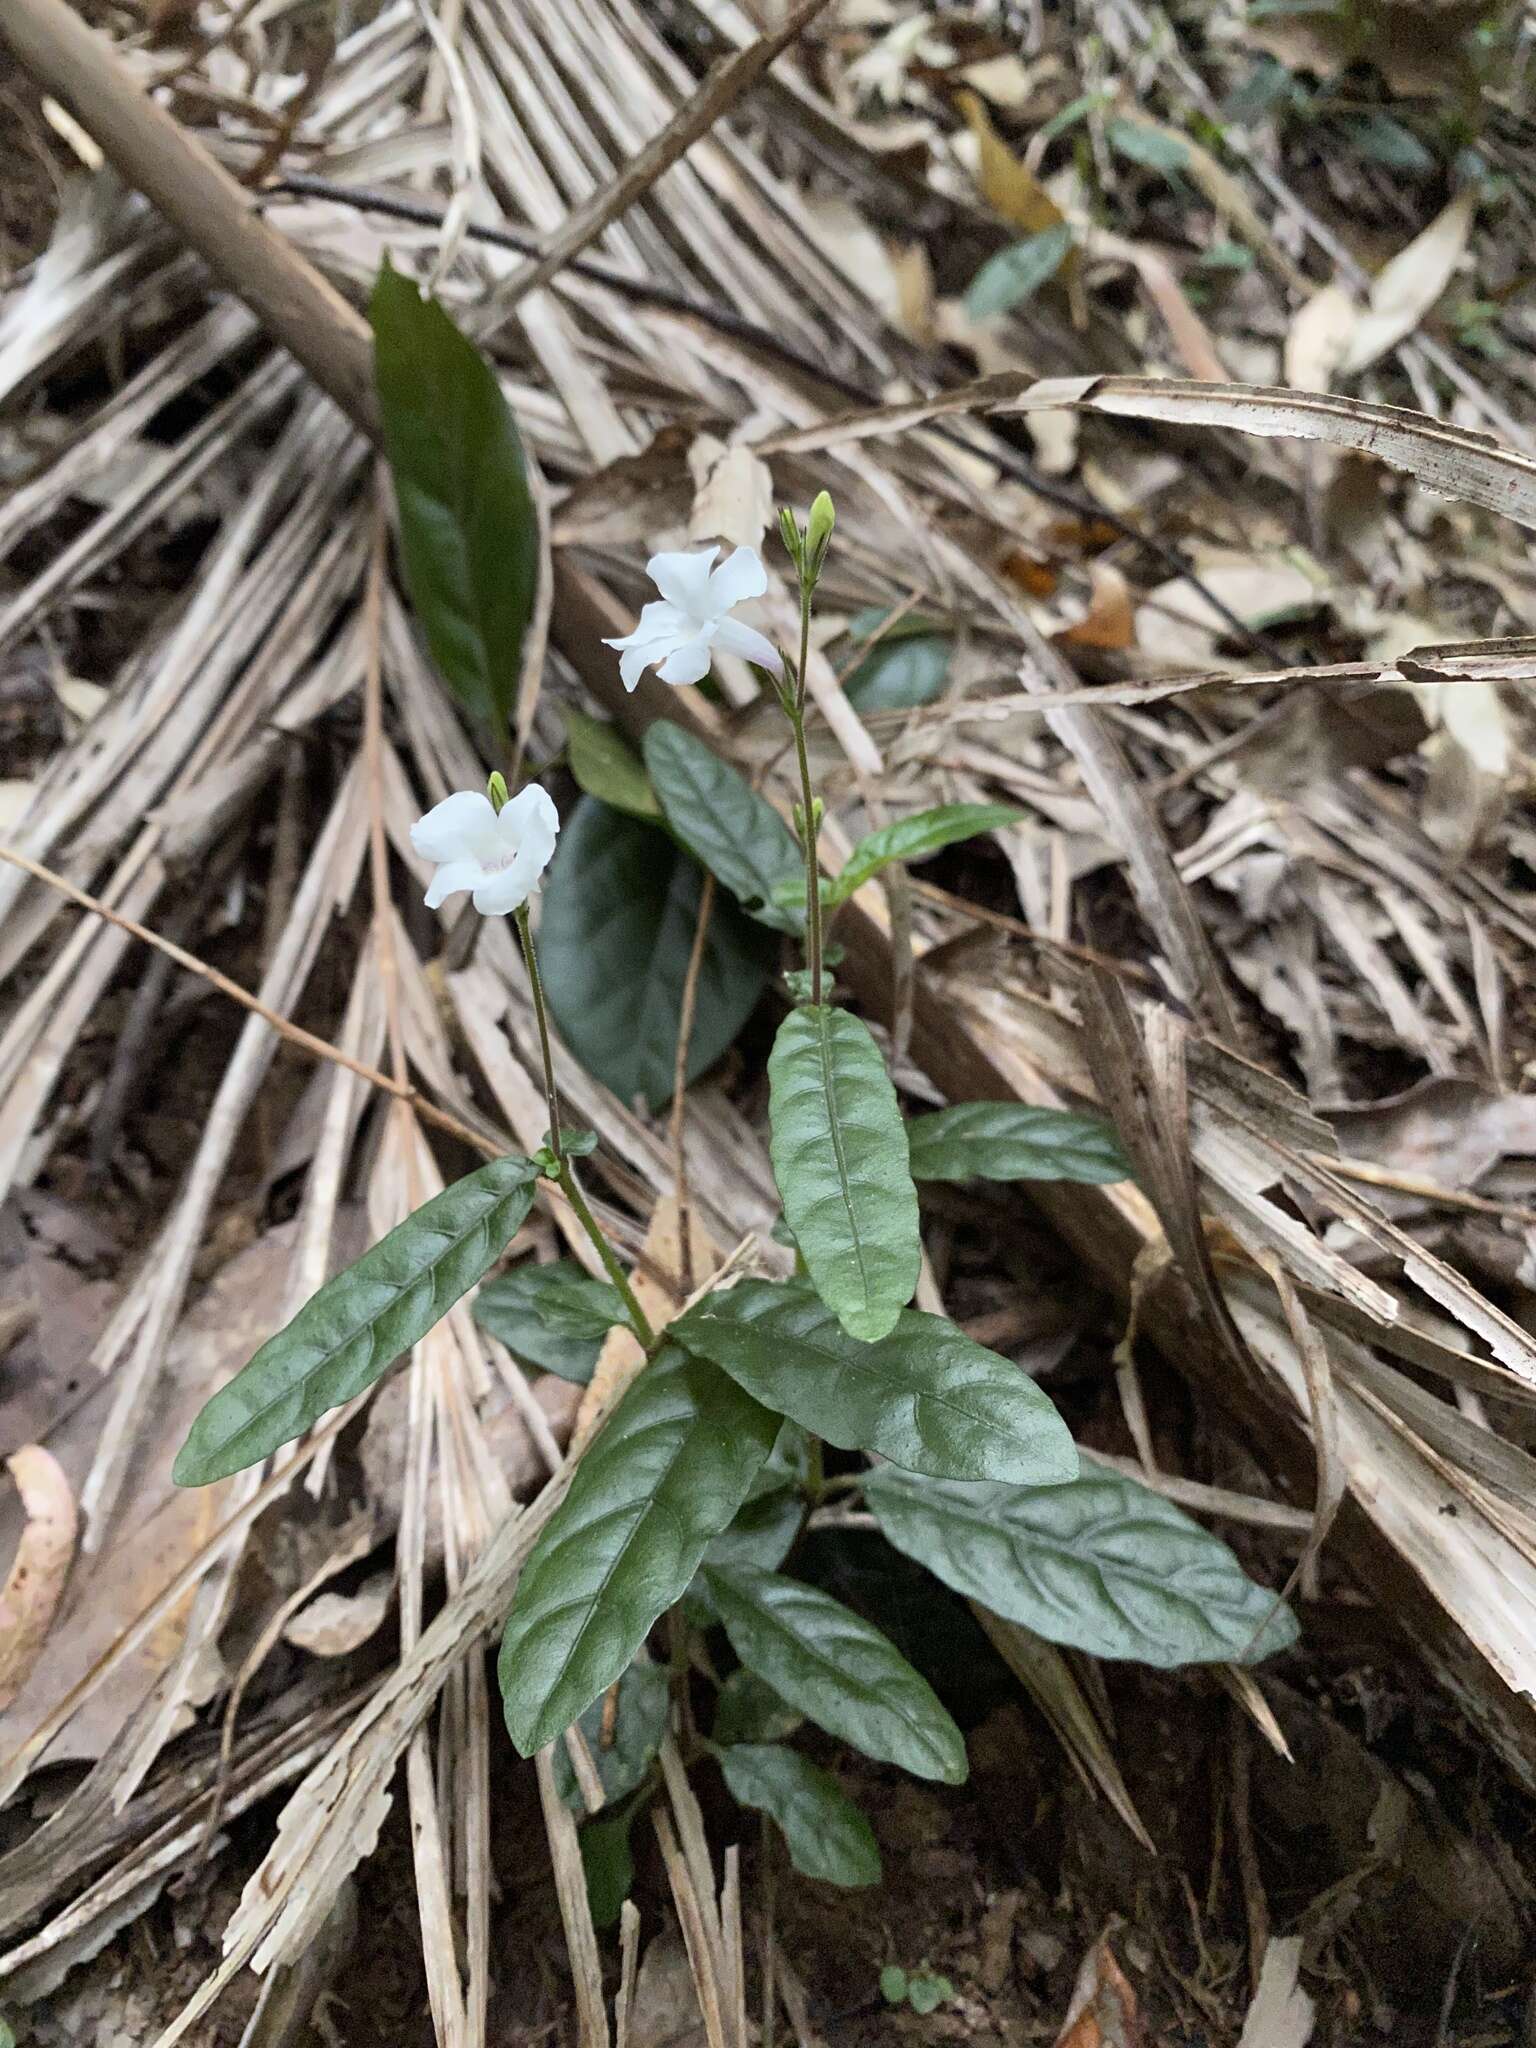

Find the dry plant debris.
xmin=1 ymin=0 xmax=1535 ymax=2040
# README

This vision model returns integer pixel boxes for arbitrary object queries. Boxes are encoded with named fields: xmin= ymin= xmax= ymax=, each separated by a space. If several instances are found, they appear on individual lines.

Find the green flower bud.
xmin=487 ymin=770 xmax=510 ymax=813
xmin=804 ymin=490 xmax=835 ymax=579
xmin=777 ymin=505 xmax=804 ymax=573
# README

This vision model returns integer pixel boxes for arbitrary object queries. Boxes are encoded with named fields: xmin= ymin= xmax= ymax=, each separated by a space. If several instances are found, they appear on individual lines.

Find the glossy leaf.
xmin=767 ymin=1006 xmax=919 ymax=1342
xmin=175 ymin=1157 xmax=539 ymax=1485
xmin=566 ymin=709 xmax=660 ymax=819
xmin=701 ymin=1564 xmax=967 ymax=1784
xmin=579 ymin=1816 xmax=634 ymax=1930
xmin=499 ymin=1346 xmax=780 ymax=1754
xmin=966 ymin=223 xmax=1074 ymax=320
xmin=712 ymin=1668 xmax=802 ymax=1746
xmin=830 ymin=803 xmax=1021 ymax=906
xmin=906 ymin=1102 xmax=1131 ymax=1186
xmin=370 ymin=264 xmax=536 ymax=732
xmin=643 ymin=722 xmax=804 ymax=934
xmin=1107 ymin=118 xmax=1189 ymax=170
xmin=720 ymin=1744 xmax=881 ymax=1888
xmin=865 ymin=1463 xmax=1300 ymax=1667
xmin=552 ymin=1661 xmax=669 ymax=1812
xmin=474 ymin=1260 xmax=625 ymax=1383
xmin=539 ymin=796 xmax=774 ymax=1112
xmin=677 ymin=1278 xmax=1077 ymax=1484
xmin=843 ymin=610 xmax=951 ymax=714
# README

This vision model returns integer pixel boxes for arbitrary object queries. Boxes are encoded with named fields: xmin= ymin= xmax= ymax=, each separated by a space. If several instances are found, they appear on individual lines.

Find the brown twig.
xmin=669 ymin=871 xmax=716 ymax=1298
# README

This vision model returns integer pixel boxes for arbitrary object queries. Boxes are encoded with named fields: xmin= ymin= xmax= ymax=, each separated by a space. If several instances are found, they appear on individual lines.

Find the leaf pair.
xmin=175 ymin=1156 xmax=541 ymax=1485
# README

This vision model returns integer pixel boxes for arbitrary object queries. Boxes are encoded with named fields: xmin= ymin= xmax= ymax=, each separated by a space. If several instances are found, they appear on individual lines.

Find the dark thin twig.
xmin=261 ymin=173 xmax=1291 ymax=661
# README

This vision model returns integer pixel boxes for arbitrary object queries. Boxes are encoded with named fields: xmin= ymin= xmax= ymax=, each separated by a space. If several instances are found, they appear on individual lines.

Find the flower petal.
xmin=424 ymin=857 xmax=486 ymax=910
xmin=604 ymin=601 xmax=689 ymax=656
xmin=472 ymin=856 xmax=540 ymax=915
xmin=712 ymin=617 xmax=783 ymax=676
xmin=496 ymin=782 xmax=560 ymax=865
xmin=411 ymin=790 xmax=499 ymax=863
xmin=707 ymin=545 xmax=768 ymax=611
xmin=646 ymin=548 xmax=718 ymax=614
xmin=657 ymin=636 xmax=715 ymax=686
xmin=619 ymin=643 xmax=654 ymax=691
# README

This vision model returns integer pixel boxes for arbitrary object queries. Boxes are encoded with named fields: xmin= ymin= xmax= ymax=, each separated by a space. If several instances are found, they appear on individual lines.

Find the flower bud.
xmin=777 ymin=505 xmax=804 ymax=575
xmin=804 ymin=491 xmax=835 ymax=580
xmin=486 ymin=771 xmax=510 ymax=814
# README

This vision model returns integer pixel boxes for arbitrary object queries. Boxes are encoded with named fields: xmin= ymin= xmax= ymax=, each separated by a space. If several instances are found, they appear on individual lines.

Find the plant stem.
xmin=514 ymin=903 xmax=562 ymax=1163
xmin=789 ymin=588 xmax=824 ymax=1005
xmin=557 ymin=1157 xmax=656 ymax=1348
xmin=515 ymin=901 xmax=655 ymax=1348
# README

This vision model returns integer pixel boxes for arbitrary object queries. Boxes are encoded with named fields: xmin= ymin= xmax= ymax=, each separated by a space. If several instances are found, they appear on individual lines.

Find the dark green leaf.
xmin=720 ymin=1745 xmax=881 ymax=1888
xmin=843 ymin=619 xmax=951 ymax=714
xmin=552 ymin=1662 xmax=669 ymax=1811
xmin=579 ymin=1816 xmax=634 ymax=1930
xmin=499 ymin=1347 xmax=780 ymax=1754
xmin=677 ymin=1278 xmax=1076 ymax=1484
xmin=566 ymin=709 xmax=660 ymax=819
xmin=175 ymin=1157 xmax=539 ymax=1485
xmin=474 ymin=1260 xmax=625 ymax=1384
xmin=701 ymin=1565 xmax=967 ymax=1784
xmin=906 ymin=1102 xmax=1130 ymax=1185
xmin=881 ymin=1967 xmax=909 ymax=2004
xmin=643 ymin=723 xmax=804 ymax=934
xmin=767 ymin=1006 xmax=919 ymax=1343
xmin=539 ymin=797 xmax=775 ymax=1112
xmin=829 ymin=803 xmax=1021 ymax=907
xmin=712 ymin=1668 xmax=803 ymax=1746
xmin=703 ymin=1470 xmax=803 ymax=1577
xmin=965 ymin=224 xmax=1074 ymax=320
xmin=370 ymin=264 xmax=536 ymax=732
xmin=1107 ymin=119 xmax=1190 ymax=170
xmin=865 ymin=1463 xmax=1300 ymax=1667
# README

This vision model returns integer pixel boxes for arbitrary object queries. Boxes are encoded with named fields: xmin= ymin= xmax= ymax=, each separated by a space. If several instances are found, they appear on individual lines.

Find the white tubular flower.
xmin=410 ymin=784 xmax=560 ymax=917
xmin=604 ymin=545 xmax=782 ymax=690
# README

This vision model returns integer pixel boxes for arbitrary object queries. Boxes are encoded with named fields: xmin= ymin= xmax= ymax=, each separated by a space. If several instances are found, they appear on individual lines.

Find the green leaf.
xmin=906 ymin=1102 xmax=1130 ymax=1185
xmin=499 ymin=1346 xmax=780 ymax=1754
xmin=864 ymin=1463 xmax=1300 ymax=1668
xmin=539 ymin=796 xmax=775 ymax=1112
xmin=965 ymin=223 xmax=1074 ymax=320
xmin=552 ymin=1662 xmax=669 ymax=1811
xmin=720 ymin=1745 xmax=881 ymax=1888
xmin=1107 ymin=119 xmax=1190 ymax=170
xmin=712 ymin=1668 xmax=802 ymax=1746
xmin=642 ymin=722 xmax=804 ymax=934
xmin=474 ymin=1260 xmax=625 ymax=1384
xmin=565 ymin=709 xmax=660 ymax=819
xmin=908 ymin=1974 xmax=953 ymax=2015
xmin=702 ymin=1469 xmax=803 ymax=1577
xmin=175 ymin=1157 xmax=539 ymax=1485
xmin=370 ymin=264 xmax=537 ymax=733
xmin=881 ymin=1966 xmax=909 ymax=2004
xmin=701 ymin=1565 xmax=967 ymax=1784
xmin=767 ymin=1006 xmax=919 ymax=1343
xmin=677 ymin=1279 xmax=1077 ymax=1484
xmin=829 ymin=803 xmax=1021 ymax=907
xmin=579 ymin=1815 xmax=634 ymax=1930
xmin=843 ymin=615 xmax=951 ymax=713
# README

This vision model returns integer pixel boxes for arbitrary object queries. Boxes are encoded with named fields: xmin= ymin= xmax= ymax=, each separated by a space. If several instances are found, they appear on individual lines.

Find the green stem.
xmin=789 ymin=589 xmax=824 ymax=1006
xmin=514 ymin=903 xmax=561 ymax=1162
xmin=557 ymin=1156 xmax=656 ymax=1348
xmin=515 ymin=901 xmax=655 ymax=1349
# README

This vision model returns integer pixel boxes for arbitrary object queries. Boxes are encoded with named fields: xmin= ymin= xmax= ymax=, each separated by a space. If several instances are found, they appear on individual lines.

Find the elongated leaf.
xmin=643 ymin=722 xmax=804 ymax=934
xmin=175 ymin=1157 xmax=539 ymax=1485
xmin=906 ymin=1102 xmax=1131 ymax=1185
xmin=566 ymin=709 xmax=660 ymax=820
xmin=865 ymin=1463 xmax=1299 ymax=1667
xmin=845 ymin=630 xmax=951 ymax=713
xmin=701 ymin=1565 xmax=967 ymax=1784
xmin=370 ymin=264 xmax=536 ymax=732
xmin=677 ymin=1279 xmax=1076 ymax=1484
xmin=552 ymin=1662 xmax=669 ymax=1811
xmin=579 ymin=1816 xmax=634 ymax=1929
xmin=713 ymin=1668 xmax=802 ymax=1746
xmin=539 ymin=796 xmax=774 ymax=1112
xmin=499 ymin=1347 xmax=779 ymax=1753
xmin=720 ymin=1745 xmax=881 ymax=1887
xmin=831 ymin=803 xmax=1021 ymax=906
xmin=966 ymin=224 xmax=1074 ymax=320
xmin=767 ymin=1006 xmax=919 ymax=1342
xmin=474 ymin=1260 xmax=625 ymax=1384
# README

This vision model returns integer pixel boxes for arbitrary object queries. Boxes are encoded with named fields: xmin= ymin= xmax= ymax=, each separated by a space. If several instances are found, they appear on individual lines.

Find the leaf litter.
xmin=1 ymin=0 xmax=1535 ymax=2041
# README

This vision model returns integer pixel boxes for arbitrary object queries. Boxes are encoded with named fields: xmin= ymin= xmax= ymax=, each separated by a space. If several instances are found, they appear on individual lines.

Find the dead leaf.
xmin=957 ymin=89 xmax=1065 ymax=235
xmin=1057 ymin=562 xmax=1136 ymax=651
xmin=1238 ymin=1937 xmax=1314 ymax=2047
xmin=687 ymin=436 xmax=774 ymax=550
xmin=1285 ymin=284 xmax=1359 ymax=393
xmin=283 ymin=1570 xmax=393 ymax=1657
xmin=1341 ymin=190 xmax=1478 ymax=376
xmin=1054 ymin=1932 xmax=1142 ymax=2048
xmin=0 ymin=1447 xmax=77 ymax=1710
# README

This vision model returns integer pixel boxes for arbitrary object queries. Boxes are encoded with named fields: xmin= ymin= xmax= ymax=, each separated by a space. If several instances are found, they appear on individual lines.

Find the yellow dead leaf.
xmin=957 ymin=89 xmax=1064 ymax=236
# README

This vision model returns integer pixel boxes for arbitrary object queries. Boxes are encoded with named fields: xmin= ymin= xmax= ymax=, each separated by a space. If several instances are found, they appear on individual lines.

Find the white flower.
xmin=410 ymin=784 xmax=560 ymax=916
xmin=604 ymin=545 xmax=782 ymax=690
